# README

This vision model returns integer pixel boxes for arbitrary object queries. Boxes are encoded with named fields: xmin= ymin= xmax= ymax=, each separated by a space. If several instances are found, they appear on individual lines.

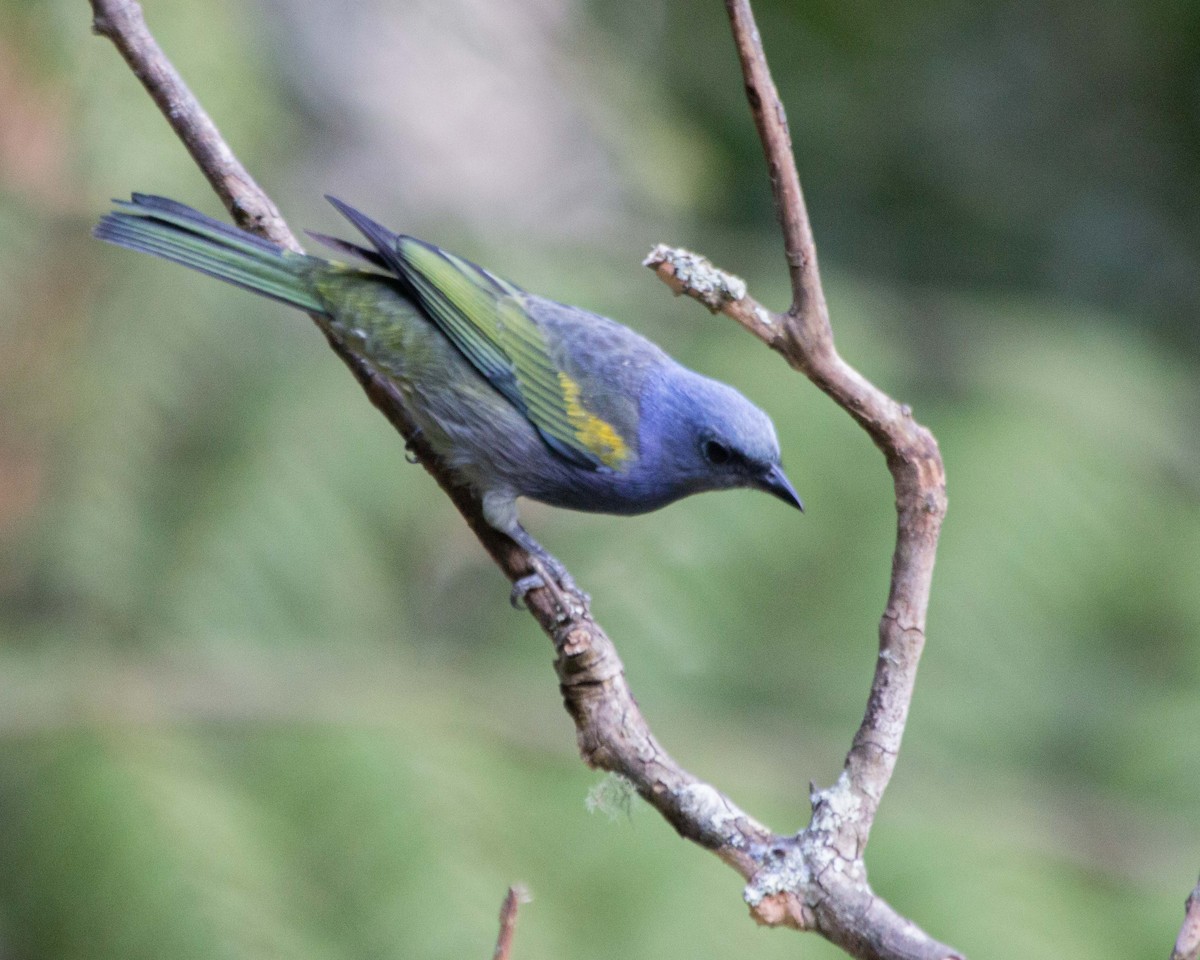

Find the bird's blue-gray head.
xmin=639 ymin=367 xmax=803 ymax=511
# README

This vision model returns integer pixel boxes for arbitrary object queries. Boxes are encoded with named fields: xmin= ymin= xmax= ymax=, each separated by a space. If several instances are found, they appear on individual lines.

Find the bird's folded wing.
xmin=397 ymin=239 xmax=632 ymax=471
xmin=325 ymin=196 xmax=632 ymax=471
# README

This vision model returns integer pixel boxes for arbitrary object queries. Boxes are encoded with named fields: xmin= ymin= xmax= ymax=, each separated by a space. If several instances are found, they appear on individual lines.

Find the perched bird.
xmin=95 ymin=194 xmax=802 ymax=604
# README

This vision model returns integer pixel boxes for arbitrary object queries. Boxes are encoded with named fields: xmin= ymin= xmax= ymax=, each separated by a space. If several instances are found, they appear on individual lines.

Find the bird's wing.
xmin=325 ymin=197 xmax=633 ymax=471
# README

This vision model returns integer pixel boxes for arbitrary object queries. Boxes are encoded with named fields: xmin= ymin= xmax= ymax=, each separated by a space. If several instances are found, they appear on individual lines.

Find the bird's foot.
xmin=509 ymin=560 xmax=589 ymax=620
xmin=500 ymin=522 xmax=589 ymax=619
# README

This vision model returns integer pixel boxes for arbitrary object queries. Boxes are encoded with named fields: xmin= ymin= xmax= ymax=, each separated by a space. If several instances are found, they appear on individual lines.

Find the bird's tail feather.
xmin=94 ymin=194 xmax=327 ymax=314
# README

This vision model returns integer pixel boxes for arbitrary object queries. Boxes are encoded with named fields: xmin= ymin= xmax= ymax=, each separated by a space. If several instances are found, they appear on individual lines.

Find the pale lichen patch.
xmin=643 ymin=245 xmax=748 ymax=312
xmin=809 ymin=771 xmax=864 ymax=834
xmin=585 ymin=772 xmax=637 ymax=820
xmin=744 ymin=845 xmax=810 ymax=907
xmin=673 ymin=782 xmax=769 ymax=850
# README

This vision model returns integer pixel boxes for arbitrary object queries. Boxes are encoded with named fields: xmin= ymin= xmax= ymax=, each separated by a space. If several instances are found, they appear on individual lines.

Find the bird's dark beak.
xmin=759 ymin=464 xmax=804 ymax=513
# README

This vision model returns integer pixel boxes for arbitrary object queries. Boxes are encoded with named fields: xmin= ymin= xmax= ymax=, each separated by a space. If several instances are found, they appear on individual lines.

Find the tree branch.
xmin=90 ymin=0 xmax=958 ymax=957
xmin=650 ymin=0 xmax=952 ymax=953
xmin=723 ymin=2 xmax=948 ymax=852
xmin=491 ymin=886 xmax=529 ymax=960
xmin=89 ymin=0 xmax=559 ymax=621
xmin=652 ymin=0 xmax=948 ymax=851
xmin=90 ymin=0 xmax=289 ymax=243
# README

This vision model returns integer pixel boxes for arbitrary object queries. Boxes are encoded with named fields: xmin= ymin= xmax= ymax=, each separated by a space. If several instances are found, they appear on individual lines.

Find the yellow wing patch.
xmin=558 ymin=372 xmax=631 ymax=469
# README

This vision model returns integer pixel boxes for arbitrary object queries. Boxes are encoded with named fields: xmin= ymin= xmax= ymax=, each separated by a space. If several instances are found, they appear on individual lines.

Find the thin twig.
xmin=491 ymin=886 xmax=529 ymax=960
xmin=1173 ymin=877 xmax=1200 ymax=960
xmin=90 ymin=0 xmax=291 ymax=243
xmin=722 ymin=0 xmax=826 ymax=327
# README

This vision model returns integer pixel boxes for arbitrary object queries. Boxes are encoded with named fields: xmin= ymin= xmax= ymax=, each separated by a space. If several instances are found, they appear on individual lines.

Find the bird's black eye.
xmin=702 ymin=439 xmax=732 ymax=465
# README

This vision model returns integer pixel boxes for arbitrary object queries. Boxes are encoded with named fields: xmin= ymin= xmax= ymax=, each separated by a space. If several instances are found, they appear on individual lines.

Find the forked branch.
xmin=91 ymin=0 xmax=957 ymax=957
xmin=650 ymin=0 xmax=948 ymax=854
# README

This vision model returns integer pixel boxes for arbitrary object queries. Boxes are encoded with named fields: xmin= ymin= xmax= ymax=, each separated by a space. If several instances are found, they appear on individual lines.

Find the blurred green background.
xmin=1 ymin=0 xmax=1198 ymax=958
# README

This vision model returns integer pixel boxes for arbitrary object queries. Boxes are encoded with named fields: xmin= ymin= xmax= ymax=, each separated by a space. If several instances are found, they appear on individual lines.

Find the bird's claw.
xmin=509 ymin=566 xmax=589 ymax=621
xmin=510 ymin=573 xmax=546 ymax=610
xmin=501 ymin=525 xmax=588 ymax=619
